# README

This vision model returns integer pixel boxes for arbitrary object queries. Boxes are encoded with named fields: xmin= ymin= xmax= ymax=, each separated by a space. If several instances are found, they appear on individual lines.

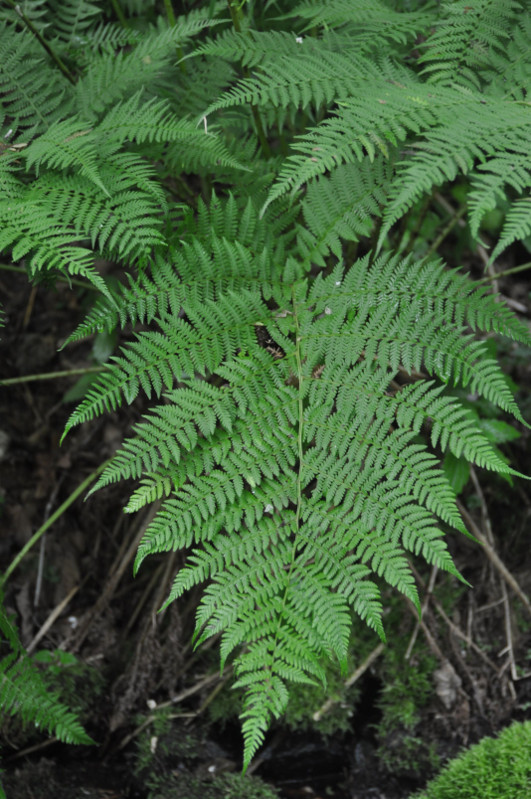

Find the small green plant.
xmin=134 ymin=710 xmax=280 ymax=799
xmin=0 ymin=602 xmax=93 ymax=797
xmin=32 ymin=649 xmax=104 ymax=722
xmin=376 ymin=639 xmax=439 ymax=777
xmin=410 ymin=720 xmax=531 ymax=799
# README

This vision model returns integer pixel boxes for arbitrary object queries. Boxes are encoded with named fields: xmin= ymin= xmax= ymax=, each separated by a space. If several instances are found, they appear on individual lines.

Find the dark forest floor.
xmin=1 ymin=260 xmax=531 ymax=799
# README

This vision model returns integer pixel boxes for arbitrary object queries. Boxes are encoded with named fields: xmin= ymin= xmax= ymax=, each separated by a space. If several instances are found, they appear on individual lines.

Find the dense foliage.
xmin=1 ymin=0 xmax=530 ymax=771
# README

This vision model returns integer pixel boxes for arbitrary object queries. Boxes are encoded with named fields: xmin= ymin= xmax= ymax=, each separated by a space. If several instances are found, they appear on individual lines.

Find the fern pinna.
xmin=1 ymin=0 xmax=530 ymax=769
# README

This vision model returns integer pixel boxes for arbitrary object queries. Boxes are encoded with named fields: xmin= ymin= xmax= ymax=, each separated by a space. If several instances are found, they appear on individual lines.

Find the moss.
xmin=148 ymin=771 xmax=280 ymax=799
xmin=411 ymin=721 xmax=531 ymax=799
xmin=134 ymin=710 xmax=280 ymax=799
xmin=374 ymin=625 xmax=439 ymax=778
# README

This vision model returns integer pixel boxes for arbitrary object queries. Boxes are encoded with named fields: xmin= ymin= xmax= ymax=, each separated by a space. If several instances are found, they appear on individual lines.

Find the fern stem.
xmin=267 ymin=290 xmax=305 ymax=653
xmin=163 ymin=0 xmax=177 ymax=27
xmin=109 ymin=0 xmax=130 ymax=28
xmin=0 ymin=459 xmax=112 ymax=588
xmin=479 ymin=260 xmax=531 ymax=283
xmin=2 ymin=0 xmax=75 ymax=85
xmin=0 ymin=366 xmax=107 ymax=387
xmin=420 ymin=205 xmax=467 ymax=264
xmin=0 ymin=264 xmax=93 ymax=290
xmin=292 ymin=286 xmax=305 ymax=538
xmin=227 ymin=0 xmax=271 ymax=159
xmin=163 ymin=0 xmax=187 ymax=73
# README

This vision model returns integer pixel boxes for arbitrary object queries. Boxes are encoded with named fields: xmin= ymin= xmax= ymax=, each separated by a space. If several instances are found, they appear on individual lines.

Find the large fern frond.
xmin=69 ymin=249 xmax=528 ymax=767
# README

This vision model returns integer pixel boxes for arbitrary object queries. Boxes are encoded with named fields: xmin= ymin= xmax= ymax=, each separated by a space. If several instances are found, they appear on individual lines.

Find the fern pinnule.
xmin=491 ymin=196 xmax=531 ymax=262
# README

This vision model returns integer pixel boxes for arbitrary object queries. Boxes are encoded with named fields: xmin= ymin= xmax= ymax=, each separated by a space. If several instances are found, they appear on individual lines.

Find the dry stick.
xmin=469 ymin=466 xmax=494 ymax=545
xmin=69 ymin=502 xmax=160 ymax=653
xmin=4 ymin=736 xmax=58 ymax=762
xmin=163 ymin=0 xmax=187 ymax=73
xmin=499 ymin=578 xmax=518 ymax=692
xmin=27 ymin=583 xmax=81 ymax=654
xmin=110 ymin=0 xmax=129 ymax=28
xmin=457 ymin=499 xmax=531 ymax=620
xmin=0 ymin=459 xmax=112 ymax=588
xmin=465 ymin=470 xmax=527 ymax=688
xmin=405 ymin=565 xmax=438 ymax=661
xmin=117 ymin=670 xmax=223 ymax=750
xmin=312 ymin=642 xmax=386 ymax=722
xmin=122 ymin=561 xmax=166 ymax=637
xmin=480 ymin=261 xmax=531 ymax=283
xmin=22 ymin=285 xmax=38 ymax=329
xmin=403 ymin=597 xmax=445 ymax=661
xmin=189 ymin=671 xmax=233 ymax=722
xmin=34 ymin=473 xmax=66 ymax=607
xmin=420 ymin=205 xmax=467 ymax=264
xmin=409 ymin=562 xmax=501 ymax=677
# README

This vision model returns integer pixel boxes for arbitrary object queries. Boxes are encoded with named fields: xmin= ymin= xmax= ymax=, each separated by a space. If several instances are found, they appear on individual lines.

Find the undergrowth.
xmin=0 ymin=0 xmax=530 ymax=774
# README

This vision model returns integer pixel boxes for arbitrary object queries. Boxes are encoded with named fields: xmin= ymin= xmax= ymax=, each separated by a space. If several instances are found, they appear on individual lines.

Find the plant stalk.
xmin=0 ymin=366 xmax=107 ymax=387
xmin=3 ymin=0 xmax=75 ymax=85
xmin=227 ymin=0 xmax=271 ymax=158
xmin=1 ymin=458 xmax=112 ymax=587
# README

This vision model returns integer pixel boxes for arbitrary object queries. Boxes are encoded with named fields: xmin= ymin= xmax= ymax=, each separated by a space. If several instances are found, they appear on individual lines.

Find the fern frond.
xmin=260 ymin=69 xmax=439 ymax=212
xmin=74 ymin=19 xmax=218 ymax=116
xmin=468 ymin=152 xmax=531 ymax=239
xmin=193 ymin=29 xmax=311 ymax=68
xmin=0 ymin=197 xmax=109 ymax=294
xmin=291 ymin=0 xmax=433 ymax=48
xmin=0 ymin=602 xmax=93 ymax=746
xmin=65 ymin=195 xmax=291 ymax=343
xmin=205 ymin=50 xmax=385 ymax=116
xmin=379 ymin=99 xmax=530 ymax=243
xmin=29 ymin=166 xmax=166 ymax=266
xmin=298 ymin=158 xmax=392 ymax=266
xmin=19 ymin=0 xmax=529 ymax=771
xmin=0 ymin=23 xmax=69 ymax=137
xmin=92 ymin=251 xmax=527 ymax=768
xmin=419 ymin=0 xmax=522 ymax=89
xmin=62 ymin=292 xmax=269 ymax=437
xmin=484 ymin=14 xmax=531 ymax=99
xmin=24 ymin=117 xmax=109 ymax=194
xmin=47 ymin=0 xmax=101 ymax=44
xmin=393 ymin=381 xmax=519 ymax=473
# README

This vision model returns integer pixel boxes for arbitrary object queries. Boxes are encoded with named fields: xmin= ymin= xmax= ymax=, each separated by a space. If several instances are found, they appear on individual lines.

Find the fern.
xmin=2 ymin=0 xmax=530 ymax=773
xmin=0 ymin=591 xmax=93 ymax=799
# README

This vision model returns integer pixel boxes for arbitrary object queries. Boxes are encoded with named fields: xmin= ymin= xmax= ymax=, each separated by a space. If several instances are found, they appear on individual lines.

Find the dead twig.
xmin=409 ymin=563 xmax=501 ymax=676
xmin=312 ymin=642 xmax=385 ymax=722
xmin=68 ymin=502 xmax=160 ymax=653
xmin=499 ymin=578 xmax=518 ymax=696
xmin=117 ymin=670 xmax=222 ymax=750
xmin=457 ymin=499 xmax=531 ymax=619
xmin=27 ymin=583 xmax=81 ymax=654
xmin=405 ymin=565 xmax=438 ymax=660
